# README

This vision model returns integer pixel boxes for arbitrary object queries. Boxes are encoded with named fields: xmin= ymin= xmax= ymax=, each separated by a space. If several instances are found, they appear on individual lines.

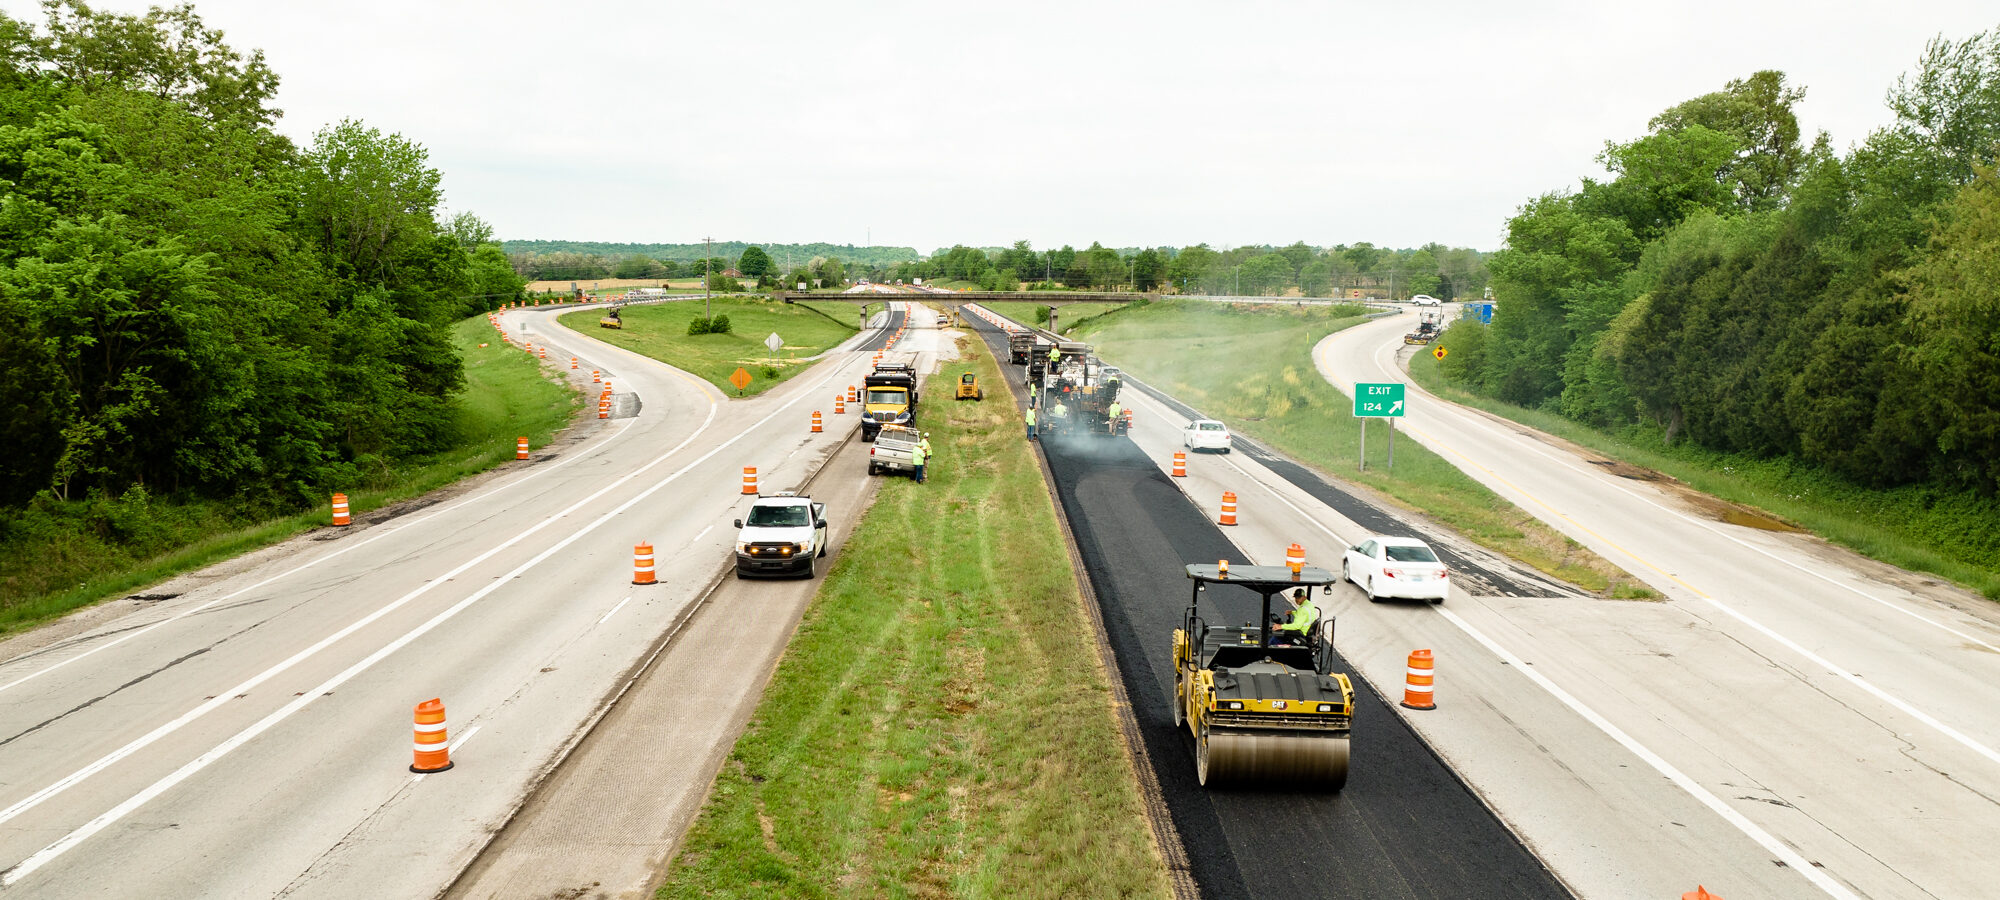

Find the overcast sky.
xmin=8 ymin=1 xmax=1996 ymax=252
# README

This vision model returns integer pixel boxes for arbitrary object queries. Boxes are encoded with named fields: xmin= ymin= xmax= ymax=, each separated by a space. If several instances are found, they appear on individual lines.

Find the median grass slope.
xmin=558 ymin=297 xmax=855 ymax=397
xmin=660 ymin=338 xmax=1171 ymax=899
xmin=1408 ymin=349 xmax=2000 ymax=600
xmin=1073 ymin=299 xmax=1649 ymax=597
xmin=0 ymin=315 xmax=581 ymax=634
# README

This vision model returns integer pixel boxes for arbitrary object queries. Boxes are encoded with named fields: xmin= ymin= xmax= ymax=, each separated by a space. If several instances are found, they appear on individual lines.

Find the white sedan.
xmin=1342 ymin=536 xmax=1449 ymax=603
xmin=1410 ymin=294 xmax=1441 ymax=306
xmin=1183 ymin=419 xmax=1232 ymax=452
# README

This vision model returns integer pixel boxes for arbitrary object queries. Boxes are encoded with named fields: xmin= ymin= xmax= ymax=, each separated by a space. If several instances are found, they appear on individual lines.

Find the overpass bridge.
xmin=777 ymin=290 xmax=1149 ymax=332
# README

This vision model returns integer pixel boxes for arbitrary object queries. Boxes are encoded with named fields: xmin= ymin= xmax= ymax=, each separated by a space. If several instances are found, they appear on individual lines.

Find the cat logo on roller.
xmin=1169 ymin=562 xmax=1352 ymax=788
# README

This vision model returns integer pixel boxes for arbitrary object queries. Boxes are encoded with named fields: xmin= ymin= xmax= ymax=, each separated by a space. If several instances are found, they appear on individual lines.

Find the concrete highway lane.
xmin=0 ymin=300 xmax=904 ymax=897
xmin=962 ymin=315 xmax=1565 ymax=899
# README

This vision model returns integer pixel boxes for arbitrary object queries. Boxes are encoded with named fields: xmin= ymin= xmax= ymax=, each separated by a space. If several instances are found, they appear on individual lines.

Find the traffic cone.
xmin=1172 ymin=452 xmax=1186 ymax=477
xmin=410 ymin=698 xmax=454 ymax=773
xmin=1219 ymin=491 xmax=1238 ymax=526
xmin=516 ymin=436 xmax=529 ymax=460
xmin=331 ymin=493 xmax=351 ymax=527
xmin=1681 ymin=889 xmax=1726 ymax=900
xmin=1286 ymin=542 xmax=1306 ymax=577
xmin=742 ymin=467 xmax=758 ymax=495
xmin=1401 ymin=650 xmax=1436 ymax=710
xmin=811 ymin=411 xmax=823 ymax=433
xmin=633 ymin=543 xmax=657 ymax=585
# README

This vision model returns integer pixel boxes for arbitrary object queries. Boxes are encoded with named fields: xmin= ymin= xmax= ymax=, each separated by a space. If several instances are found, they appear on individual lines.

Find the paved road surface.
xmin=0 ymin=301 xmax=908 ymax=897
xmin=965 ymin=314 xmax=1567 ymax=899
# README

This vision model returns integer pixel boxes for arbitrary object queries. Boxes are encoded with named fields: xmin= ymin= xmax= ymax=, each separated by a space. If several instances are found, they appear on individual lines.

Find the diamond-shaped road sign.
xmin=729 ymin=367 xmax=752 ymax=391
xmin=765 ymin=332 xmax=783 ymax=352
xmin=1432 ymin=346 xmax=1448 ymax=360
xmin=1354 ymin=382 xmax=1405 ymax=418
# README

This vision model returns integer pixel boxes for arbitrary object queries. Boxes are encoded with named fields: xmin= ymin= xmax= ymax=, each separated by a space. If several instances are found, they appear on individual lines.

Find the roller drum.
xmin=1199 ymin=726 xmax=1349 ymax=790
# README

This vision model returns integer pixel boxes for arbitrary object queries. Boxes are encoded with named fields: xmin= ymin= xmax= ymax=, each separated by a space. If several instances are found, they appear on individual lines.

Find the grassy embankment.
xmin=558 ymin=297 xmax=856 ymax=398
xmin=0 ymin=315 xmax=582 ymax=634
xmin=659 ymin=338 xmax=1171 ymax=899
xmin=1407 ymin=351 xmax=2000 ymax=600
xmin=1072 ymin=300 xmax=1651 ymax=597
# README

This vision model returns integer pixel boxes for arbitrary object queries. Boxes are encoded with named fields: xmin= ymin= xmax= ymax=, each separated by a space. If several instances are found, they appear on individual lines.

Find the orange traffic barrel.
xmin=570 ymin=356 xmax=578 ymax=369
xmin=410 ymin=698 xmax=454 ymax=773
xmin=331 ymin=493 xmax=351 ymax=527
xmin=1682 ymin=888 xmax=1725 ymax=900
xmin=598 ymin=398 xmax=610 ymax=419
xmin=1401 ymin=649 xmax=1437 ymax=710
xmin=848 ymin=385 xmax=858 ymax=402
xmin=592 ymin=370 xmax=601 ymax=383
xmin=538 ymin=347 xmax=546 ymax=359
xmin=742 ymin=467 xmax=758 ymax=495
xmin=811 ymin=411 xmax=823 ymax=433
xmin=1286 ymin=542 xmax=1306 ymax=577
xmin=835 ymin=396 xmax=846 ymax=415
xmin=1219 ymin=491 xmax=1238 ymax=526
xmin=1172 ymin=452 xmax=1186 ymax=477
xmin=633 ymin=543 xmax=657 ymax=585
xmin=516 ymin=436 xmax=529 ymax=460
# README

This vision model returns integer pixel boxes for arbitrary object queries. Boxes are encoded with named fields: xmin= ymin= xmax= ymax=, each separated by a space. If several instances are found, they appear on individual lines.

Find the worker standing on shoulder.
xmin=1272 ymin=588 xmax=1319 ymax=646
xmin=918 ymin=433 xmax=933 ymax=461
xmin=1025 ymin=406 xmax=1037 ymax=440
xmin=909 ymin=440 xmax=928 ymax=484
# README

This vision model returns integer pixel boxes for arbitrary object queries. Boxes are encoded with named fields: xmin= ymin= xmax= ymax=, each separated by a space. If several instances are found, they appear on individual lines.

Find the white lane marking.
xmin=0 ymin=416 xmax=643 ymax=696
xmin=1 ymin=366 xmax=832 ymax=886
xmin=692 ymin=525 xmax=714 ymax=543
xmin=1123 ymin=372 xmax=1864 ymax=899
xmin=597 ymin=597 xmax=631 ymax=626
xmin=1436 ymin=607 xmax=1860 ymax=900
xmin=1327 ymin=329 xmax=2000 ymax=766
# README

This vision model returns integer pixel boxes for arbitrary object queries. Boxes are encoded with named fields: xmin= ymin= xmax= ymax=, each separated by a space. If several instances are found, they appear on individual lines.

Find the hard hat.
xmin=1292 ymin=588 xmax=1307 ymax=599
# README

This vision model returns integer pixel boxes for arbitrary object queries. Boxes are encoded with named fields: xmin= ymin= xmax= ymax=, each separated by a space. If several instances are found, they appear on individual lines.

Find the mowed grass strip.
xmin=1073 ymin=299 xmax=1650 ymax=597
xmin=659 ymin=338 xmax=1171 ymax=900
xmin=558 ymin=297 xmax=855 ymax=397
xmin=0 ymin=315 xmax=581 ymax=633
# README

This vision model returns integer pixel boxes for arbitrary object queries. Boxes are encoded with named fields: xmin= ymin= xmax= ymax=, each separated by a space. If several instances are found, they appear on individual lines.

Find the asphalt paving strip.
xmin=965 ymin=315 xmax=1569 ymax=899
xmin=854 ymin=307 xmax=907 ymax=351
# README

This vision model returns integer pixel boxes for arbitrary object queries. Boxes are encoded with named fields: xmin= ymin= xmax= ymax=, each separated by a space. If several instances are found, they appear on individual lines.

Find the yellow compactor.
xmin=1170 ymin=562 xmax=1352 ymax=788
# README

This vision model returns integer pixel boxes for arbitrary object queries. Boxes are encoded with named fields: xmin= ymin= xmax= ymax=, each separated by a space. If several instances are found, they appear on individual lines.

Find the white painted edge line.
xmin=0 ymin=415 xmax=644 ymax=696
xmin=412 ymin=726 xmax=484 ymax=783
xmin=3 ymin=368 xmax=836 ymax=886
xmin=1121 ymin=378 xmax=1863 ymax=900
xmin=1333 ymin=330 xmax=2000 ymax=768
xmin=597 ymin=596 xmax=632 ymax=627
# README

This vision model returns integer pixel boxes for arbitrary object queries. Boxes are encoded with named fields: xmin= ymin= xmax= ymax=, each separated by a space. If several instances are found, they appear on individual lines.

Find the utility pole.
xmin=703 ymin=235 xmax=713 ymax=319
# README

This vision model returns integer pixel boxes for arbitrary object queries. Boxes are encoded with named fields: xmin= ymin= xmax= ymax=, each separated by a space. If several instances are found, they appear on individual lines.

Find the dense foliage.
xmin=1441 ymin=32 xmax=2000 ymax=496
xmin=0 ymin=2 xmax=524 ymax=512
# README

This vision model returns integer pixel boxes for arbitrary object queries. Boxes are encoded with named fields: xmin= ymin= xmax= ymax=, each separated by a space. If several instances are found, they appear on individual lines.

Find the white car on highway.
xmin=1342 ymin=535 xmax=1449 ymax=603
xmin=1183 ymin=419 xmax=1232 ymax=453
xmin=1410 ymin=294 xmax=1441 ymax=306
xmin=733 ymin=493 xmax=830 ymax=578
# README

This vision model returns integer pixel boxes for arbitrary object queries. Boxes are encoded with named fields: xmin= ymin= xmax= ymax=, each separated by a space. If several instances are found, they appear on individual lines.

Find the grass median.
xmin=659 ymin=337 xmax=1171 ymax=900
xmin=557 ymin=297 xmax=856 ymax=397
xmin=0 ymin=315 xmax=582 ymax=634
xmin=1071 ymin=299 xmax=1651 ymax=597
xmin=1407 ymin=348 xmax=2000 ymax=600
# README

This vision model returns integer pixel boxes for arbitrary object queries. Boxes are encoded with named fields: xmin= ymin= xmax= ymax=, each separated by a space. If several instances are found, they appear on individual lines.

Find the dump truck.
xmin=860 ymin=363 xmax=919 ymax=442
xmin=1170 ymin=562 xmax=1352 ymax=788
xmin=1008 ymin=331 xmax=1039 ymax=365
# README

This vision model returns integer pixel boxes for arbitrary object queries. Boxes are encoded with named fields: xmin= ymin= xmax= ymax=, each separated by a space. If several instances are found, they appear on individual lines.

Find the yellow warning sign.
xmin=729 ymin=367 xmax=753 ymax=391
xmin=1431 ymin=347 xmax=1448 ymax=360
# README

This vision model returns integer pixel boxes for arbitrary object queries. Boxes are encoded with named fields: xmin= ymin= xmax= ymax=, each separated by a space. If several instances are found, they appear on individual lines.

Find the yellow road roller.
xmin=1170 ymin=561 xmax=1352 ymax=788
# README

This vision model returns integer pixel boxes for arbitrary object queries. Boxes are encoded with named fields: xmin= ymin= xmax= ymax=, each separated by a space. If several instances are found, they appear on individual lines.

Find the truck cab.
xmin=733 ymin=493 xmax=829 ymax=578
xmin=861 ymin=363 xmax=919 ymax=442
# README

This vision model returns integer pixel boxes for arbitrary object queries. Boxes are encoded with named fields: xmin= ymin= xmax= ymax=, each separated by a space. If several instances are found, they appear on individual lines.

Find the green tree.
xmin=737 ymin=245 xmax=774 ymax=277
xmin=1649 ymin=70 xmax=1809 ymax=210
xmin=1130 ymin=248 xmax=1165 ymax=291
xmin=1166 ymin=244 xmax=1217 ymax=292
xmin=1902 ymin=166 xmax=2000 ymax=491
xmin=1237 ymin=253 xmax=1293 ymax=295
xmin=613 ymin=254 xmax=659 ymax=278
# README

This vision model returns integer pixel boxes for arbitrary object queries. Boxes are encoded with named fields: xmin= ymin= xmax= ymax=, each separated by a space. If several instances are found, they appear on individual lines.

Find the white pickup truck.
xmin=867 ymin=424 xmax=921 ymax=477
xmin=732 ymin=493 xmax=829 ymax=578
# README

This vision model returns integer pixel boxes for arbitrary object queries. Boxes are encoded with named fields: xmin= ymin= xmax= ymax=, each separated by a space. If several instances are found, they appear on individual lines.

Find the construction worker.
xmin=918 ymin=433 xmax=933 ymax=461
xmin=1051 ymin=399 xmax=1069 ymax=433
xmin=1106 ymin=400 xmax=1122 ymax=422
xmin=1272 ymin=588 xmax=1319 ymax=646
xmin=908 ymin=440 xmax=928 ymax=484
xmin=1025 ymin=406 xmax=1037 ymax=440
xmin=1047 ymin=345 xmax=1059 ymax=370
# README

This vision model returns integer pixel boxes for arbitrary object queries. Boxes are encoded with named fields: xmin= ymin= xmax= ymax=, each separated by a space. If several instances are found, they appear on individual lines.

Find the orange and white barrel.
xmin=633 ymin=543 xmax=657 ymax=585
xmin=516 ymin=436 xmax=529 ymax=460
xmin=1401 ymin=649 xmax=1436 ymax=710
xmin=742 ymin=467 xmax=758 ymax=495
xmin=410 ymin=698 xmax=454 ymax=773
xmin=592 ymin=370 xmax=601 ymax=383
xmin=1286 ymin=542 xmax=1306 ymax=576
xmin=598 ymin=398 xmax=610 ymax=419
xmin=1172 ymin=452 xmax=1186 ymax=477
xmin=835 ymin=396 xmax=846 ymax=415
xmin=811 ymin=411 xmax=823 ymax=433
xmin=331 ymin=493 xmax=351 ymax=527
xmin=1219 ymin=492 xmax=1238 ymax=526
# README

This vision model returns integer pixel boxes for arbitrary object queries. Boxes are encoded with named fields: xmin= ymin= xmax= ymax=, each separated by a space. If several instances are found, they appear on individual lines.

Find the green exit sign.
xmin=1354 ymin=382 xmax=1406 ymax=418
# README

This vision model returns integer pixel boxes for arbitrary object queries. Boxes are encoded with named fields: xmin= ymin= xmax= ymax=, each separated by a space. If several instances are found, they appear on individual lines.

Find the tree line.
xmin=1438 ymin=29 xmax=2000 ymax=495
xmin=0 ymin=2 xmax=526 ymax=511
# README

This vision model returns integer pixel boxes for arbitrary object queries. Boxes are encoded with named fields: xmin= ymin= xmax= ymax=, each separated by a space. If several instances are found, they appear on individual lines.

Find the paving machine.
xmin=1404 ymin=311 xmax=1441 ymax=344
xmin=598 ymin=305 xmax=623 ymax=329
xmin=1170 ymin=562 xmax=1352 ymax=788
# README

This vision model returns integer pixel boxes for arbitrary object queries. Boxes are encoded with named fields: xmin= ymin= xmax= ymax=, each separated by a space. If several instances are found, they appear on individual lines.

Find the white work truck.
xmin=867 ymin=424 xmax=922 ymax=477
xmin=732 ymin=492 xmax=830 ymax=578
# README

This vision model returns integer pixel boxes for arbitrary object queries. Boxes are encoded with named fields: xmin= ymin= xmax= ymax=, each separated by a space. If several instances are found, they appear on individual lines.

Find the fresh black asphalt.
xmin=854 ymin=307 xmax=906 ymax=352
xmin=965 ymin=313 xmax=1571 ymax=899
